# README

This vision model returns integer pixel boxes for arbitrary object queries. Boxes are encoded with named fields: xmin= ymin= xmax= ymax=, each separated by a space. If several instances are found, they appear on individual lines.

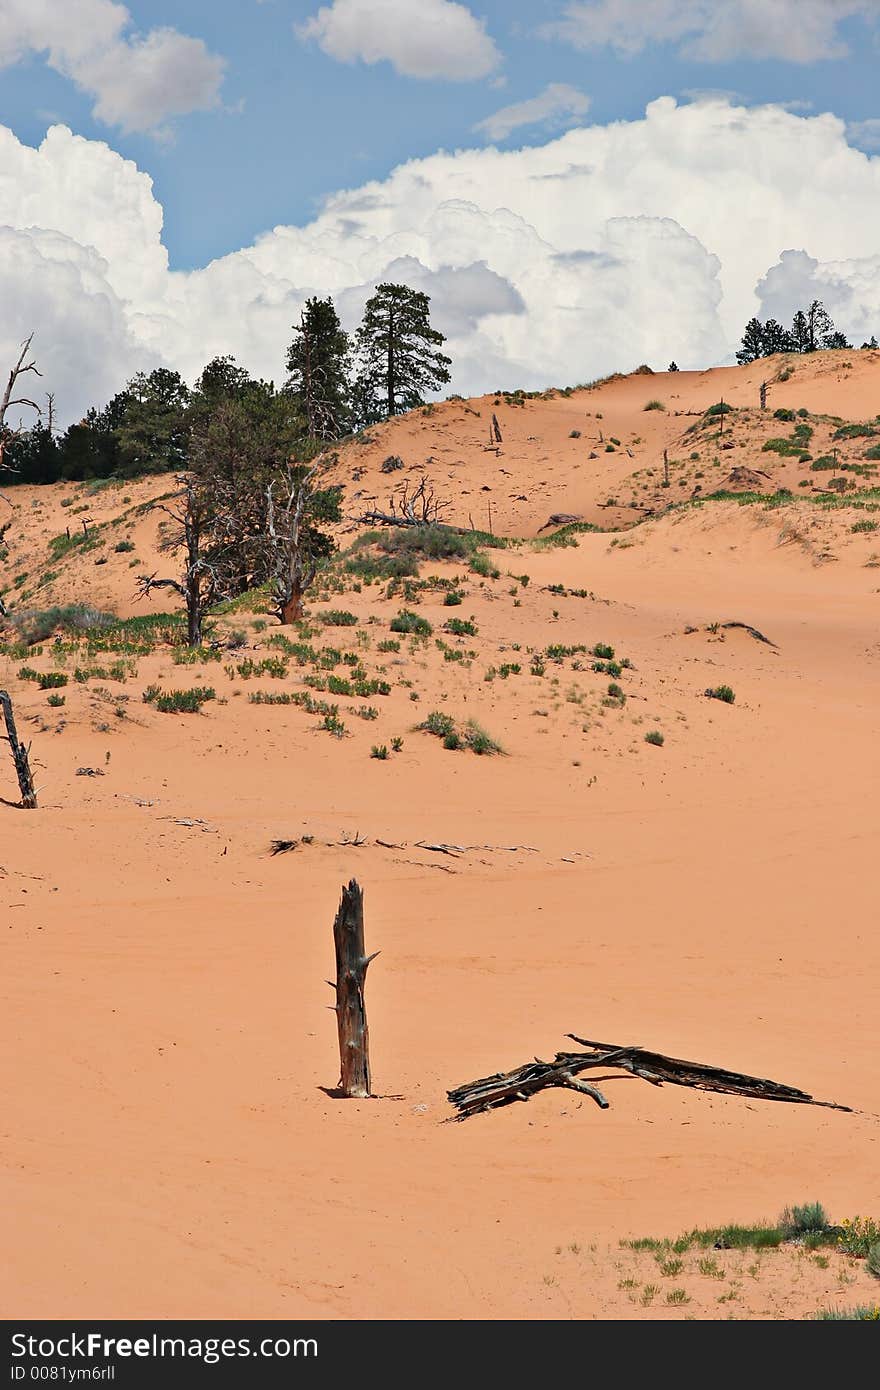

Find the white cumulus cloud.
xmin=0 ymin=0 xmax=225 ymax=134
xmin=2 ymin=98 xmax=880 ymax=426
xmin=297 ymin=0 xmax=500 ymax=79
xmin=474 ymin=84 xmax=591 ymax=142
xmin=543 ymin=0 xmax=877 ymax=63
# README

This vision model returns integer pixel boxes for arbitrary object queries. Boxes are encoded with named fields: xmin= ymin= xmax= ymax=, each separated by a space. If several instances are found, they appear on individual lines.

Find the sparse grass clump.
xmin=470 ymin=551 xmax=500 ymax=579
xmin=143 ymin=685 xmax=216 ymax=714
xmin=705 ymin=684 xmax=735 ymax=703
xmin=318 ymin=609 xmax=358 ymax=627
xmin=779 ymin=1202 xmax=830 ymax=1240
xmin=814 ymin=1306 xmax=880 ymax=1320
xmin=419 ymin=710 xmax=502 ymax=755
xmin=644 ymin=399 xmax=665 ymax=411
xmin=12 ymin=604 xmax=116 ymax=645
xmin=645 ymin=730 xmax=665 ymax=746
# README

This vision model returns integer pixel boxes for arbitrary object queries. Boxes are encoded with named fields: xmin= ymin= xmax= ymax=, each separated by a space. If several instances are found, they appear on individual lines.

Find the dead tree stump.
xmin=0 ymin=690 xmax=37 ymax=807
xmin=332 ymin=879 xmax=378 ymax=1098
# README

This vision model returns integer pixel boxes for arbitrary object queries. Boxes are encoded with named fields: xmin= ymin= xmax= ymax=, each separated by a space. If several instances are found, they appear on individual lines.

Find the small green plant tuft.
xmin=645 ymin=730 xmax=664 ymax=746
xmin=705 ymin=684 xmax=735 ymax=703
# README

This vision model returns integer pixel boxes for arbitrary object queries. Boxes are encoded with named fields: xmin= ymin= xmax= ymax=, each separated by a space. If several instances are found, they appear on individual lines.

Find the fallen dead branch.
xmin=718 ymin=621 xmax=778 ymax=647
xmin=448 ymin=1034 xmax=851 ymax=1120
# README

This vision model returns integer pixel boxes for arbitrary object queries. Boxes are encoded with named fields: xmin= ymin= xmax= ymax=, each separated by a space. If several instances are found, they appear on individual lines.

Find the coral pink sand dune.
xmin=2 ymin=354 xmax=879 ymax=1319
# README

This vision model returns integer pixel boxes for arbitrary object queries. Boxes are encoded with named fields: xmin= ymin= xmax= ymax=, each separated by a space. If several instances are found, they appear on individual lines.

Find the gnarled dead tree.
xmin=1 ymin=333 xmax=42 ymax=477
xmin=263 ymin=456 xmax=340 ymax=624
xmin=136 ymin=479 xmax=241 ymax=646
xmin=360 ymin=475 xmax=452 ymax=528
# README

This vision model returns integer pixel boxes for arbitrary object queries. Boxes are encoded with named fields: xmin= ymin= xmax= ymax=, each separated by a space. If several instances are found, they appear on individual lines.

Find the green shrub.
xmin=645 ymin=730 xmax=664 ymax=746
xmin=464 ymin=720 xmax=502 ymax=755
xmin=851 ymin=519 xmax=878 ymax=533
xmin=779 ymin=1202 xmax=829 ymax=1240
xmin=380 ymin=455 xmax=404 ymax=473
xmin=773 ymin=407 xmax=795 ymax=421
xmin=705 ymin=401 xmax=734 ymax=417
xmin=866 ymin=1242 xmax=880 ymax=1279
xmin=813 ymin=1306 xmax=880 ymax=1320
xmin=114 ymin=540 xmax=135 ymax=553
xmin=370 ymin=744 xmax=389 ymax=760
xmin=445 ymin=617 xmax=477 ymax=637
xmin=144 ymin=686 xmax=216 ymax=714
xmin=390 ymin=609 xmax=432 ymax=636
xmin=443 ymin=590 xmax=463 ymax=606
xmin=705 ymin=684 xmax=735 ymax=703
xmin=318 ymin=609 xmax=358 ymax=626
xmin=762 ymin=437 xmax=803 ymax=456
xmin=470 ymin=551 xmax=500 ymax=579
xmin=420 ymin=710 xmax=456 ymax=739
xmin=592 ymin=642 xmax=615 ymax=660
xmin=12 ymin=604 xmax=116 ymax=644
xmin=833 ymin=422 xmax=877 ymax=440
xmin=38 ymin=672 xmax=68 ymax=689
xmin=838 ymin=1216 xmax=880 ymax=1258
xmin=644 ymin=399 xmax=665 ymax=411
xmin=47 ymin=693 xmax=66 ymax=707
xmin=443 ymin=731 xmax=462 ymax=750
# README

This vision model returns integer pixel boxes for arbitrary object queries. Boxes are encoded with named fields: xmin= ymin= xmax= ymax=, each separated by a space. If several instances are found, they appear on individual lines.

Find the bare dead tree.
xmin=263 ymin=456 xmax=336 ymax=624
xmin=0 ymin=690 xmax=37 ymax=807
xmin=332 ymin=879 xmax=379 ymax=1098
xmin=0 ymin=334 xmax=42 ymax=475
xmin=136 ymin=480 xmax=239 ymax=646
xmin=360 ymin=475 xmax=452 ymax=528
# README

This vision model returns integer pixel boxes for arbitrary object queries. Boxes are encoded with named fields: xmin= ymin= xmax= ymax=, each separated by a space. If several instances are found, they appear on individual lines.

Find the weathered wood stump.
xmin=332 ymin=879 xmax=378 ymax=1098
xmin=0 ymin=690 xmax=37 ymax=807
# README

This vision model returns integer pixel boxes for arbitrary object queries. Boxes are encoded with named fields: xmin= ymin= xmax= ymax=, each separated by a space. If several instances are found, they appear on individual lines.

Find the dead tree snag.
xmin=0 ymin=690 xmax=37 ymax=807
xmin=332 ymin=879 xmax=379 ymax=1098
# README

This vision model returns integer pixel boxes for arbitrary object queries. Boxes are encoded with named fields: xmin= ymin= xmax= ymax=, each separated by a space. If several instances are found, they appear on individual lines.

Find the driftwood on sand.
xmin=448 ymin=1034 xmax=852 ymax=1120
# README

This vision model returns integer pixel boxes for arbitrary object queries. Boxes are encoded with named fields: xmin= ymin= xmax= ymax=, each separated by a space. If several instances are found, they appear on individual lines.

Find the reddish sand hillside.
xmin=2 ymin=353 xmax=879 ymax=1320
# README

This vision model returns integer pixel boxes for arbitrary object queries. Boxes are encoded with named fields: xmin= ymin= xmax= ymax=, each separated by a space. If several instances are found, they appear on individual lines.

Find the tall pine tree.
xmin=285 ymin=297 xmax=351 ymax=440
xmin=354 ymin=283 xmax=451 ymax=424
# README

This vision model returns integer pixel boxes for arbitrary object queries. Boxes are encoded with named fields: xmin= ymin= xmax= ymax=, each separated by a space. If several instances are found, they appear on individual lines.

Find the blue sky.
xmin=1 ymin=2 xmax=878 ymax=422
xmin=2 ymin=1 xmax=878 ymax=271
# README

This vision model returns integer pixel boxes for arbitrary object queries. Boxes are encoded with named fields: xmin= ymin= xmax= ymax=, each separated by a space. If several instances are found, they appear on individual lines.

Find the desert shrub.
xmin=390 ymin=609 xmax=432 ymax=636
xmin=838 ymin=1216 xmax=880 ymax=1258
xmin=443 ymin=590 xmax=463 ymax=606
xmin=605 ymin=443 xmax=615 ymax=452
xmin=773 ymin=407 xmax=795 ymax=421
xmin=445 ymin=617 xmax=477 ymax=637
xmin=592 ymin=642 xmax=615 ymax=660
xmin=833 ymin=423 xmax=877 ymax=440
xmin=851 ymin=519 xmax=879 ymax=533
xmin=864 ymin=444 xmax=880 ymax=461
xmin=17 ymin=666 xmax=41 ymax=682
xmin=569 ymin=429 xmax=581 ymax=438
xmin=321 ymin=713 xmax=346 ymax=737
xmin=48 ymin=531 xmax=101 ymax=561
xmin=38 ymin=672 xmax=68 ymax=689
xmin=318 ymin=609 xmax=358 ymax=627
xmin=762 ymin=437 xmax=803 ymax=456
xmin=465 ymin=720 xmax=502 ymax=755
xmin=380 ymin=455 xmax=405 ymax=473
xmin=779 ymin=1202 xmax=829 ymax=1240
xmin=705 ymin=684 xmax=735 ymax=703
xmin=144 ymin=686 xmax=216 ymax=713
xmin=705 ymin=401 xmax=734 ymax=417
xmin=645 ymin=730 xmax=664 ymax=746
xmin=237 ymin=656 xmax=288 ymax=679
xmin=346 ymin=550 xmax=419 ymax=582
xmin=379 ymin=525 xmax=472 ymax=563
xmin=470 ymin=551 xmax=500 ymax=579
xmin=866 ymin=1243 xmax=880 ymax=1279
xmin=391 ymin=737 xmax=403 ymax=752
xmin=814 ymin=1306 xmax=880 ymax=1320
xmin=419 ymin=711 xmax=456 ymax=739
xmin=644 ymin=400 xmax=665 ymax=411
xmin=47 ymin=693 xmax=65 ymax=707
xmin=226 ymin=628 xmax=248 ymax=649
xmin=12 ymin=604 xmax=116 ymax=644
xmin=370 ymin=744 xmax=389 ymax=760
xmin=114 ymin=540 xmax=135 ymax=553
xmin=443 ymin=731 xmax=462 ymax=750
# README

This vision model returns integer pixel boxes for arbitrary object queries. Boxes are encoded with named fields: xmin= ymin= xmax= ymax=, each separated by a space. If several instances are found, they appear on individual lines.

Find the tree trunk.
xmin=279 ymin=586 xmax=304 ymax=625
xmin=186 ymin=592 xmax=202 ymax=647
xmin=0 ymin=690 xmax=37 ymax=807
xmin=332 ymin=879 xmax=378 ymax=1098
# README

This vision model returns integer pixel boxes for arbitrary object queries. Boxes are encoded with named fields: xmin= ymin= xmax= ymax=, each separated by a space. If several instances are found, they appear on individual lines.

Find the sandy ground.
xmin=2 ymin=353 xmax=879 ymax=1320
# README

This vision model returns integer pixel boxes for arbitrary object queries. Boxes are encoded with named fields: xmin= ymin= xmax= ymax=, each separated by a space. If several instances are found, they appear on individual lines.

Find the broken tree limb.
xmin=448 ymin=1035 xmax=851 ymax=1120
xmin=718 ymin=621 xmax=777 ymax=647
xmin=0 ymin=690 xmax=37 ymax=807
xmin=332 ymin=878 xmax=378 ymax=1099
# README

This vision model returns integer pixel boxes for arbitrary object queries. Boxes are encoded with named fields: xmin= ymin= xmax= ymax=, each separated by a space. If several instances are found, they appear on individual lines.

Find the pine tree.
xmin=791 ymin=310 xmax=811 ymax=354
xmin=285 ymin=297 xmax=351 ymax=440
xmin=736 ymin=318 xmax=765 ymax=364
xmin=761 ymin=319 xmax=796 ymax=355
xmin=667 ymin=361 xmax=679 ymax=372
xmin=354 ymin=283 xmax=451 ymax=424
